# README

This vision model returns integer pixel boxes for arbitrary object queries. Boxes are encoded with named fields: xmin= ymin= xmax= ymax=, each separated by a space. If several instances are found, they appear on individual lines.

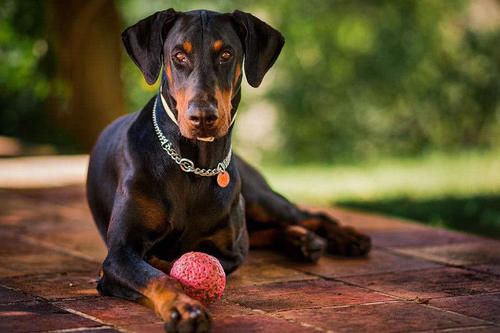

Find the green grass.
xmin=258 ymin=150 xmax=500 ymax=238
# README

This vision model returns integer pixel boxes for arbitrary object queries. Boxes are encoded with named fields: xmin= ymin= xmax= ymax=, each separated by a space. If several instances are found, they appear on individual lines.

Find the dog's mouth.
xmin=187 ymin=127 xmax=219 ymax=140
xmin=178 ymin=120 xmax=222 ymax=141
xmin=182 ymin=125 xmax=229 ymax=142
xmin=197 ymin=136 xmax=215 ymax=142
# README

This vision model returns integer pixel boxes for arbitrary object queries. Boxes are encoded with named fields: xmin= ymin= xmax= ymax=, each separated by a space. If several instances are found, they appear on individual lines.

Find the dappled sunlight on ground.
xmin=0 ymin=155 xmax=88 ymax=188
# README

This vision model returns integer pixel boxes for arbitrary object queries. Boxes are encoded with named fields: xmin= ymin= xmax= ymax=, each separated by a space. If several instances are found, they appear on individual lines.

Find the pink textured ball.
xmin=170 ymin=252 xmax=226 ymax=306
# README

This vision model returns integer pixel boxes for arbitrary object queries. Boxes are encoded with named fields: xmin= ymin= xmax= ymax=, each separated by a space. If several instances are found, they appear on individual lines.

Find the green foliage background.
xmin=0 ymin=1 xmax=75 ymax=150
xmin=1 ymin=0 xmax=500 ymax=162
xmin=271 ymin=0 xmax=500 ymax=162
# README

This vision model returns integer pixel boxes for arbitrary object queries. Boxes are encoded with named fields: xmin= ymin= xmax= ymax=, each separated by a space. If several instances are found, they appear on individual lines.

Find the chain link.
xmin=152 ymin=97 xmax=232 ymax=177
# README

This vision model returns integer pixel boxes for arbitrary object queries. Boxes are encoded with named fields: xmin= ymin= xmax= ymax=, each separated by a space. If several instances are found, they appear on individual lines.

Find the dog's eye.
xmin=220 ymin=51 xmax=232 ymax=62
xmin=174 ymin=52 xmax=187 ymax=63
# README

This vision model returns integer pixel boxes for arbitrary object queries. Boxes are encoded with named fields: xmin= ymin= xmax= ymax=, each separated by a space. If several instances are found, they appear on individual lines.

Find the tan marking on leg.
xmin=148 ymin=256 xmax=173 ymax=274
xmin=299 ymin=217 xmax=323 ymax=232
xmin=249 ymin=229 xmax=279 ymax=248
xmin=141 ymin=275 xmax=183 ymax=318
xmin=246 ymin=203 xmax=271 ymax=222
xmin=204 ymin=227 xmax=235 ymax=252
xmin=287 ymin=225 xmax=309 ymax=236
xmin=137 ymin=297 xmax=154 ymax=309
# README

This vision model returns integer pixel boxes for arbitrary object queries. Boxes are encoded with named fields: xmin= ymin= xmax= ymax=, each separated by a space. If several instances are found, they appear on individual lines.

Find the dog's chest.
xmin=163 ymin=172 xmax=239 ymax=228
xmin=151 ymin=184 xmax=246 ymax=262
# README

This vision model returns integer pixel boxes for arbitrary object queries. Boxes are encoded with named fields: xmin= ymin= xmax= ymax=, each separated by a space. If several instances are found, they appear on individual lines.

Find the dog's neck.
xmin=157 ymin=80 xmax=237 ymax=170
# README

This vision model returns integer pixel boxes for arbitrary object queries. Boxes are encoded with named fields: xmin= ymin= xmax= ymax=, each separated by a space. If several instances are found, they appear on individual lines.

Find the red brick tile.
xmin=342 ymin=267 xmax=500 ymax=299
xmin=470 ymin=265 xmax=500 ymax=276
xmin=0 ymin=199 xmax=105 ymax=263
xmin=276 ymin=302 xmax=485 ymax=333
xmin=2 ymin=185 xmax=499 ymax=332
xmin=394 ymin=241 xmax=500 ymax=266
xmin=0 ymin=233 xmax=47 ymax=256
xmin=59 ymin=329 xmax=121 ymax=333
xmin=121 ymin=322 xmax=166 ymax=333
xmin=281 ymin=249 xmax=440 ymax=278
xmin=0 ymin=196 xmax=69 ymax=230
xmin=243 ymin=249 xmax=289 ymax=264
xmin=430 ymin=293 xmax=500 ymax=324
xmin=1 ymin=271 xmax=99 ymax=300
xmin=0 ymin=194 xmax=39 ymax=223
xmin=213 ymin=314 xmax=317 ymax=333
xmin=225 ymin=279 xmax=394 ymax=312
xmin=369 ymin=228 xmax=483 ymax=248
xmin=0 ymin=203 xmax=106 ymax=262
xmin=0 ymin=251 xmax=100 ymax=278
xmin=435 ymin=327 xmax=500 ymax=333
xmin=244 ymin=249 xmax=275 ymax=261
xmin=0 ymin=267 xmax=18 ymax=278
xmin=6 ymin=206 xmax=96 ymax=239
xmin=124 ymin=317 xmax=307 ymax=333
xmin=0 ymin=300 xmax=101 ymax=332
xmin=0 ymin=285 xmax=34 ymax=303
xmin=227 ymin=258 xmax=316 ymax=289
xmin=55 ymin=296 xmax=161 ymax=326
xmin=208 ymin=299 xmax=255 ymax=319
xmin=7 ymin=185 xmax=86 ymax=207
xmin=0 ymin=235 xmax=40 ymax=280
xmin=28 ymin=229 xmax=107 ymax=262
xmin=0 ymin=194 xmax=94 ymax=238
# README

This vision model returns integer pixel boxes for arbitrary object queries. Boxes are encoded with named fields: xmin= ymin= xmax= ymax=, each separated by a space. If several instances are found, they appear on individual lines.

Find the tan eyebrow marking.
xmin=182 ymin=41 xmax=192 ymax=53
xmin=213 ymin=40 xmax=224 ymax=51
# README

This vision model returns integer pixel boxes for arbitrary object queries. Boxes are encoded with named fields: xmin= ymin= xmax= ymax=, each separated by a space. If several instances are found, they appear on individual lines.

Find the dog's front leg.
xmin=99 ymin=195 xmax=211 ymax=332
xmin=101 ymin=247 xmax=210 ymax=332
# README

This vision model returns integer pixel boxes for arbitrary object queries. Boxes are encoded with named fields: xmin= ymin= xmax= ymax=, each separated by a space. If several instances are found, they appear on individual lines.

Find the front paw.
xmin=158 ymin=293 xmax=212 ymax=333
xmin=325 ymin=224 xmax=371 ymax=257
xmin=280 ymin=226 xmax=326 ymax=263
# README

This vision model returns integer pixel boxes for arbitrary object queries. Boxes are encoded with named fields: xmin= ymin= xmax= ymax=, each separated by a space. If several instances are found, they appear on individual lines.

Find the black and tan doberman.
xmin=86 ymin=8 xmax=370 ymax=332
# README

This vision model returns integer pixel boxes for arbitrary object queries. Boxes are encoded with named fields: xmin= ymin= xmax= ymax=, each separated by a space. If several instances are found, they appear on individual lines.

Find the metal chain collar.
xmin=152 ymin=97 xmax=232 ymax=176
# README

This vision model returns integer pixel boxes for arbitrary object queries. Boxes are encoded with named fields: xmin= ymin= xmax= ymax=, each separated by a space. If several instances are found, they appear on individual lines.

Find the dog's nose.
xmin=187 ymin=103 xmax=218 ymax=129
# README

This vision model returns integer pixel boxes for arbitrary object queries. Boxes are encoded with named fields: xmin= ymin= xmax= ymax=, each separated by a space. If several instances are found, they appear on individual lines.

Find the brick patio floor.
xmin=0 ymin=158 xmax=499 ymax=332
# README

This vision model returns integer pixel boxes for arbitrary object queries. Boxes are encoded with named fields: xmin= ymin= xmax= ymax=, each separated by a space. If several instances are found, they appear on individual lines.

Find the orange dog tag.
xmin=217 ymin=171 xmax=230 ymax=188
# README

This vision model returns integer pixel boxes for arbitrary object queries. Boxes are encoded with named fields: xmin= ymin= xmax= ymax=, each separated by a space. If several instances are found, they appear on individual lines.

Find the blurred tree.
xmin=0 ymin=0 xmax=73 ymax=150
xmin=0 ymin=0 xmax=125 ymax=152
xmin=46 ymin=0 xmax=125 ymax=151
xmin=263 ymin=0 xmax=500 ymax=162
xmin=1 ymin=0 xmax=499 ymax=160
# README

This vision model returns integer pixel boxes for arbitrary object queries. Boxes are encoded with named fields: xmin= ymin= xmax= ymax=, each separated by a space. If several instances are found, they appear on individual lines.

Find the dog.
xmin=86 ymin=8 xmax=371 ymax=332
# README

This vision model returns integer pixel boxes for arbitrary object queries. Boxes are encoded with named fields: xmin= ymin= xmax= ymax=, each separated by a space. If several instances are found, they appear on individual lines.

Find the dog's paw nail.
xmin=170 ymin=309 xmax=180 ymax=321
xmin=189 ymin=307 xmax=201 ymax=318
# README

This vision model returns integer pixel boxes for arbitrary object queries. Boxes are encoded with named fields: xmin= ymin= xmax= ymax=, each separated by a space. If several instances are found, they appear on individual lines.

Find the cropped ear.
xmin=231 ymin=10 xmax=285 ymax=88
xmin=122 ymin=9 xmax=180 ymax=85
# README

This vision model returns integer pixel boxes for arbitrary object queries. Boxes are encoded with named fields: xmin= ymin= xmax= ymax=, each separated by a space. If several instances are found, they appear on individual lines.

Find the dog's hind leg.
xmin=235 ymin=154 xmax=371 ymax=258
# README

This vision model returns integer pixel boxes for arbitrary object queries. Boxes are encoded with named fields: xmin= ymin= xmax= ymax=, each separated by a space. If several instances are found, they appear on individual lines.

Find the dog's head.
xmin=122 ymin=9 xmax=284 ymax=140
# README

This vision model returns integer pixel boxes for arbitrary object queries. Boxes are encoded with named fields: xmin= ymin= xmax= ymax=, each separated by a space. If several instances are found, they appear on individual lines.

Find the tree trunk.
xmin=46 ymin=0 xmax=125 ymax=152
